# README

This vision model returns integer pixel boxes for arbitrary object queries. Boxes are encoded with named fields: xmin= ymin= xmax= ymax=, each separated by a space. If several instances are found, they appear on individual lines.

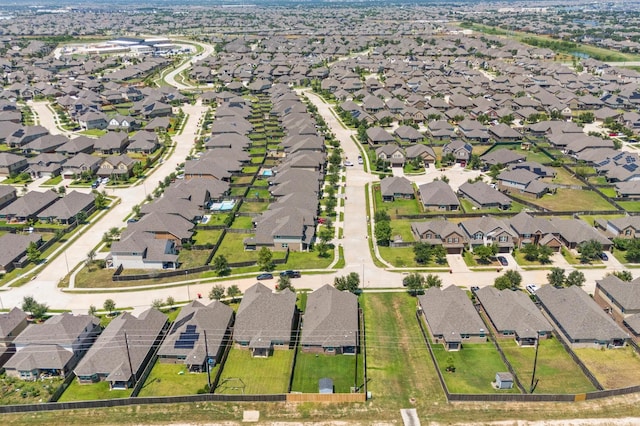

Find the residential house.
xmin=61 ymin=153 xmax=102 ymax=179
xmin=233 ymin=283 xmax=298 ymax=357
xmin=488 ymin=123 xmax=522 ymax=142
xmin=94 ymin=132 xmax=129 ymax=155
xmin=0 ymin=233 xmax=43 ymax=273
xmin=536 ymin=285 xmax=628 ymax=349
xmin=459 ymin=216 xmax=516 ymax=253
xmin=366 ymin=127 xmax=395 ymax=145
xmin=0 ymin=190 xmax=59 ymax=222
xmin=74 ymin=309 xmax=167 ymax=389
xmin=127 ymin=132 xmax=159 ymax=155
xmin=507 ymin=212 xmax=562 ymax=251
xmin=394 ymin=125 xmax=424 ymax=143
xmin=497 ymin=169 xmax=551 ymax=198
xmin=379 ymin=176 xmax=414 ymax=201
xmin=22 ymin=134 xmax=68 ymax=154
xmin=107 ymin=115 xmax=138 ymax=131
xmin=25 ymin=153 xmax=67 ymax=179
xmin=442 ymin=140 xmax=473 ymax=165
xmin=548 ymin=218 xmax=612 ymax=251
xmin=405 ymin=144 xmax=436 ymax=167
xmin=55 ymin=136 xmax=95 ymax=157
xmin=457 ymin=119 xmax=490 ymax=143
xmin=411 ymin=219 xmax=467 ymax=254
xmin=0 ymin=185 xmax=17 ymax=209
xmin=417 ymin=180 xmax=460 ymax=211
xmin=77 ymin=111 xmax=108 ymax=130
xmin=300 ymin=285 xmax=358 ymax=355
xmin=595 ymin=274 xmax=640 ymax=326
xmin=158 ymin=300 xmax=233 ymax=371
xmin=109 ymin=231 xmax=178 ymax=270
xmin=458 ymin=181 xmax=512 ymax=211
xmin=615 ymin=182 xmax=640 ymax=199
xmin=375 ymin=144 xmax=405 ymax=167
xmin=122 ymin=211 xmax=194 ymax=248
xmin=595 ymin=216 xmax=640 ymax=239
xmin=97 ymin=155 xmax=139 ymax=180
xmin=480 ymin=148 xmax=525 ymax=168
xmin=417 ymin=285 xmax=487 ymax=351
xmin=0 ymin=152 xmax=28 ymax=176
xmin=476 ymin=287 xmax=552 ymax=346
xmin=510 ymin=161 xmax=556 ymax=178
xmin=37 ymin=191 xmax=95 ymax=225
xmin=5 ymin=313 xmax=100 ymax=380
xmin=244 ymin=206 xmax=315 ymax=252
xmin=0 ymin=308 xmax=28 ymax=368
xmin=427 ymin=120 xmax=455 ymax=140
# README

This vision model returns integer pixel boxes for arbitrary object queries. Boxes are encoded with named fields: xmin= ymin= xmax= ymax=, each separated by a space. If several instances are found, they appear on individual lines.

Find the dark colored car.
xmin=471 ymin=286 xmax=480 ymax=293
xmin=497 ymin=256 xmax=508 ymax=266
xmin=280 ymin=270 xmax=301 ymax=278
xmin=256 ymin=273 xmax=274 ymax=280
xmin=600 ymin=252 xmax=609 ymax=261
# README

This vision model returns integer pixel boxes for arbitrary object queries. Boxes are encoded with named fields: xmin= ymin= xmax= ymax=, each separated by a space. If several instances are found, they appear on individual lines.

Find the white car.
xmin=357 ymin=155 xmax=363 ymax=164
xmin=344 ymin=160 xmax=354 ymax=167
xmin=526 ymin=284 xmax=539 ymax=295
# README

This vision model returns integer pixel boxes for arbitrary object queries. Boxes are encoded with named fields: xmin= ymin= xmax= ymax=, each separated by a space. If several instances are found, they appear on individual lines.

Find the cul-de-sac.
xmin=3 ymin=1 xmax=640 ymax=425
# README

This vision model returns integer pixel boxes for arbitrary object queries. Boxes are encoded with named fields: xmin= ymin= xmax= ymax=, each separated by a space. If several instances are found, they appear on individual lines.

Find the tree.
xmin=473 ymin=244 xmax=498 ymax=264
xmin=334 ymin=272 xmax=360 ymax=293
xmin=578 ymin=239 xmax=602 ymax=263
xmin=152 ymin=299 xmax=164 ymax=309
xmin=315 ymin=241 xmax=330 ymax=258
xmin=88 ymin=305 xmax=97 ymax=316
xmin=468 ymin=154 xmax=482 ymax=170
xmin=22 ymin=296 xmax=38 ymax=315
xmin=521 ymin=244 xmax=539 ymax=261
xmin=212 ymin=254 xmax=230 ymax=276
xmin=86 ymin=249 xmax=96 ymax=271
xmin=227 ymin=284 xmax=241 ymax=302
xmin=166 ymin=296 xmax=175 ymax=307
xmin=277 ymin=275 xmax=294 ymax=292
xmin=432 ymin=245 xmax=447 ymax=264
xmin=565 ymin=270 xmax=585 ymax=287
xmin=413 ymin=242 xmax=433 ymax=264
xmin=94 ymin=190 xmax=107 ymax=209
xmin=404 ymin=272 xmax=425 ymax=296
xmin=257 ymin=247 xmax=274 ymax=272
xmin=31 ymin=302 xmax=49 ymax=321
xmin=494 ymin=275 xmax=512 ymax=290
xmin=374 ymin=220 xmax=392 ymax=246
xmin=209 ymin=284 xmax=225 ymax=300
xmin=374 ymin=209 xmax=390 ymax=223
xmin=547 ymin=267 xmax=566 ymax=287
xmin=76 ymin=210 xmax=87 ymax=224
xmin=103 ymin=299 xmax=116 ymax=315
xmin=538 ymin=245 xmax=553 ymax=264
xmin=611 ymin=270 xmax=633 ymax=281
xmin=26 ymin=242 xmax=41 ymax=264
xmin=504 ymin=270 xmax=523 ymax=289
xmin=425 ymin=273 xmax=443 ymax=288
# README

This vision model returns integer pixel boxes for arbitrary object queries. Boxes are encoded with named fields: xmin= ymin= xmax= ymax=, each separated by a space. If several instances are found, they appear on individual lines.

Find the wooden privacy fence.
xmin=286 ymin=393 xmax=366 ymax=403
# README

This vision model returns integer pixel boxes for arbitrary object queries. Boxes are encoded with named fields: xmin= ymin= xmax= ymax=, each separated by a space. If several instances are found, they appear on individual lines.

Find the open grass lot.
xmin=389 ymin=219 xmax=416 ymax=242
xmin=517 ymin=189 xmax=615 ymax=212
xmin=499 ymin=338 xmax=596 ymax=394
xmin=192 ymin=228 xmax=223 ymax=245
xmin=0 ymin=373 xmax=63 ymax=405
xmin=137 ymin=362 xmax=213 ymax=397
xmin=59 ymin=379 xmax=131 ymax=402
xmin=543 ymin=167 xmax=585 ymax=187
xmin=619 ymin=200 xmax=640 ymax=212
xmin=290 ymin=351 xmax=363 ymax=393
xmin=177 ymin=249 xmax=211 ymax=268
xmin=378 ymin=246 xmax=447 ymax=269
xmin=372 ymin=184 xmax=421 ymax=218
xmin=238 ymin=200 xmax=270 ymax=213
xmin=575 ymin=346 xmax=640 ymax=389
xmin=215 ymin=348 xmax=293 ymax=394
xmin=214 ymin=233 xmax=257 ymax=263
xmin=283 ymin=251 xmax=332 ymax=269
xmin=229 ymin=215 xmax=254 ymax=229
xmin=363 ymin=292 xmax=445 ymax=409
xmin=431 ymin=341 xmax=518 ymax=393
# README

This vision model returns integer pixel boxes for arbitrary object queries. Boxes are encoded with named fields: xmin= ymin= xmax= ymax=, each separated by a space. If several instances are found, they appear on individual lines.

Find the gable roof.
xmin=380 ymin=176 xmax=413 ymax=197
xmin=418 ymin=180 xmax=460 ymax=207
xmin=14 ymin=313 xmax=99 ymax=346
xmin=301 ymin=285 xmax=358 ymax=348
xmin=596 ymin=274 xmax=640 ymax=312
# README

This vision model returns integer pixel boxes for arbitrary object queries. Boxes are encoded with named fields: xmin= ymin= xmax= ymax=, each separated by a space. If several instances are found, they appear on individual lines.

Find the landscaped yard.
xmin=137 ymin=362 xmax=214 ymax=397
xmin=283 ymin=251 xmax=332 ymax=270
xmin=378 ymin=246 xmax=447 ymax=268
xmin=215 ymin=348 xmax=293 ymax=394
xmin=430 ymin=339 xmax=517 ymax=393
xmin=192 ymin=229 xmax=223 ymax=246
xmin=362 ymin=293 xmax=444 ymax=408
xmin=291 ymin=351 xmax=363 ymax=393
xmin=499 ymin=338 xmax=596 ymax=394
xmin=372 ymin=184 xmax=422 ymax=218
xmin=574 ymin=346 xmax=640 ymax=389
xmin=0 ymin=373 xmax=63 ymax=405
xmin=59 ymin=379 xmax=131 ymax=402
xmin=214 ymin=233 xmax=258 ymax=263
xmin=229 ymin=215 xmax=254 ymax=229
xmin=516 ymin=189 xmax=615 ymax=212
xmin=460 ymin=198 xmax=527 ymax=214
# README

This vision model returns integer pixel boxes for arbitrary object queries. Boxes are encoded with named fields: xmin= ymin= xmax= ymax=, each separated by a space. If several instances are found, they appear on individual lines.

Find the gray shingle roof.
xmin=596 ymin=275 xmax=640 ymax=312
xmin=301 ymin=285 xmax=358 ymax=348
xmin=380 ymin=176 xmax=413 ymax=198
xmin=536 ymin=285 xmax=628 ymax=343
xmin=418 ymin=180 xmax=460 ymax=207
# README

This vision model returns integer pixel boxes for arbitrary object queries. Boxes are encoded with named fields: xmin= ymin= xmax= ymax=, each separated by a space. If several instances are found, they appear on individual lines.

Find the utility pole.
xmin=124 ymin=331 xmax=136 ymax=387
xmin=529 ymin=332 xmax=540 ymax=393
xmin=203 ymin=329 xmax=212 ymax=392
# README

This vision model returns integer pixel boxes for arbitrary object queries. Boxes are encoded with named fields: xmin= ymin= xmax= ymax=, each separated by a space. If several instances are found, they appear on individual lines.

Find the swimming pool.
xmin=210 ymin=200 xmax=236 ymax=211
xmin=261 ymin=169 xmax=274 ymax=177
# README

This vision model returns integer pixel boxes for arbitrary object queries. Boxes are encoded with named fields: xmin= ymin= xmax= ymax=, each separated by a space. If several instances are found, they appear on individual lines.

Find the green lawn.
xmin=214 ymin=233 xmax=257 ymax=263
xmin=372 ymin=184 xmax=421 ymax=218
xmin=192 ymin=229 xmax=223 ymax=245
xmin=59 ymin=379 xmax=131 ymax=402
xmin=518 ymin=189 xmax=615 ymax=212
xmin=378 ymin=246 xmax=447 ymax=268
xmin=138 ymin=362 xmax=213 ymax=397
xmin=178 ymin=249 xmax=211 ymax=268
xmin=238 ymin=201 xmax=269 ymax=213
xmin=544 ymin=167 xmax=584 ymax=187
xmin=619 ymin=200 xmax=640 ymax=212
xmin=0 ymin=373 xmax=63 ymax=405
xmin=362 ymin=293 xmax=445 ymax=410
xmin=41 ymin=175 xmax=63 ymax=186
xmin=283 ymin=251 xmax=332 ymax=269
xmin=291 ymin=351 xmax=362 ymax=393
xmin=216 ymin=348 xmax=293 ymax=394
xmin=574 ymin=346 xmax=640 ymax=389
xmin=499 ymin=339 xmax=595 ymax=394
xmin=431 ymin=341 xmax=518 ymax=393
xmin=389 ymin=219 xmax=416 ymax=242
xmin=229 ymin=215 xmax=254 ymax=229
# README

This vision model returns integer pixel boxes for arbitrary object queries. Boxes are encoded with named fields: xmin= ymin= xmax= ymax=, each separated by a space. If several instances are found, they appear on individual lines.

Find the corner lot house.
xmin=417 ymin=285 xmax=487 ymax=351
xmin=536 ymin=285 xmax=628 ymax=349
xmin=74 ymin=309 xmax=167 ymax=389
xmin=595 ymin=275 xmax=640 ymax=335
xmin=476 ymin=287 xmax=552 ymax=346
xmin=0 ymin=233 xmax=43 ymax=273
xmin=234 ymin=283 xmax=297 ymax=357
xmin=158 ymin=300 xmax=234 ymax=372
xmin=300 ymin=285 xmax=358 ymax=355
xmin=5 ymin=313 xmax=100 ymax=380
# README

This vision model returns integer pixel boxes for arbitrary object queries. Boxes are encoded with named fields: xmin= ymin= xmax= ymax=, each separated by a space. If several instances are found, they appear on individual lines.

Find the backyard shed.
xmin=495 ymin=372 xmax=514 ymax=389
xmin=319 ymin=377 xmax=334 ymax=394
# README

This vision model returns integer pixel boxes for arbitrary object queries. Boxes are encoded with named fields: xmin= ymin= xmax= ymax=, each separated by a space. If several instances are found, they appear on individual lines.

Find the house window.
xmin=453 ymin=238 xmax=459 ymax=243
xmin=282 ymin=243 xmax=288 ymax=248
xmin=461 ymin=334 xmax=470 ymax=339
xmin=523 ymin=233 xmax=531 ymax=238
xmin=425 ymin=233 xmax=432 ymax=239
xmin=625 ymin=229 xmax=632 ymax=236
xmin=498 ymin=236 xmax=508 ymax=242
xmin=474 ymin=232 xmax=483 ymax=240
xmin=447 ymin=238 xmax=452 ymax=243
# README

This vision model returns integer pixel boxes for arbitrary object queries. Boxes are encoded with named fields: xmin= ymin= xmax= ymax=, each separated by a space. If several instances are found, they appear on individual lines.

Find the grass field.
xmin=574 ymin=346 xmax=640 ymax=389
xmin=59 ymin=379 xmax=131 ymax=402
xmin=214 ymin=233 xmax=258 ymax=263
xmin=619 ymin=200 xmax=640 ymax=212
xmin=290 ymin=351 xmax=363 ymax=393
xmin=216 ymin=348 xmax=293 ymax=394
xmin=192 ymin=229 xmax=223 ymax=245
xmin=518 ymin=189 xmax=615 ymax=212
xmin=362 ymin=293 xmax=445 ymax=409
xmin=138 ymin=362 xmax=213 ymax=397
xmin=499 ymin=338 xmax=596 ymax=394
xmin=372 ymin=184 xmax=421 ymax=218
xmin=378 ymin=246 xmax=447 ymax=268
xmin=431 ymin=341 xmax=517 ymax=393
xmin=238 ymin=200 xmax=270 ymax=213
xmin=0 ymin=373 xmax=63 ymax=405
xmin=284 ymin=251 xmax=333 ymax=269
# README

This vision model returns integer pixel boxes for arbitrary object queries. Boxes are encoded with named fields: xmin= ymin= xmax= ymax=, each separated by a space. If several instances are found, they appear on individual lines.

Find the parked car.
xmin=497 ymin=256 xmax=508 ymax=266
xmin=256 ymin=273 xmax=274 ymax=280
xmin=357 ymin=155 xmax=363 ymax=164
xmin=344 ymin=160 xmax=354 ymax=167
xmin=599 ymin=252 xmax=608 ymax=261
xmin=470 ymin=286 xmax=480 ymax=293
xmin=526 ymin=284 xmax=539 ymax=295
xmin=280 ymin=270 xmax=301 ymax=278
xmin=91 ymin=180 xmax=100 ymax=189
